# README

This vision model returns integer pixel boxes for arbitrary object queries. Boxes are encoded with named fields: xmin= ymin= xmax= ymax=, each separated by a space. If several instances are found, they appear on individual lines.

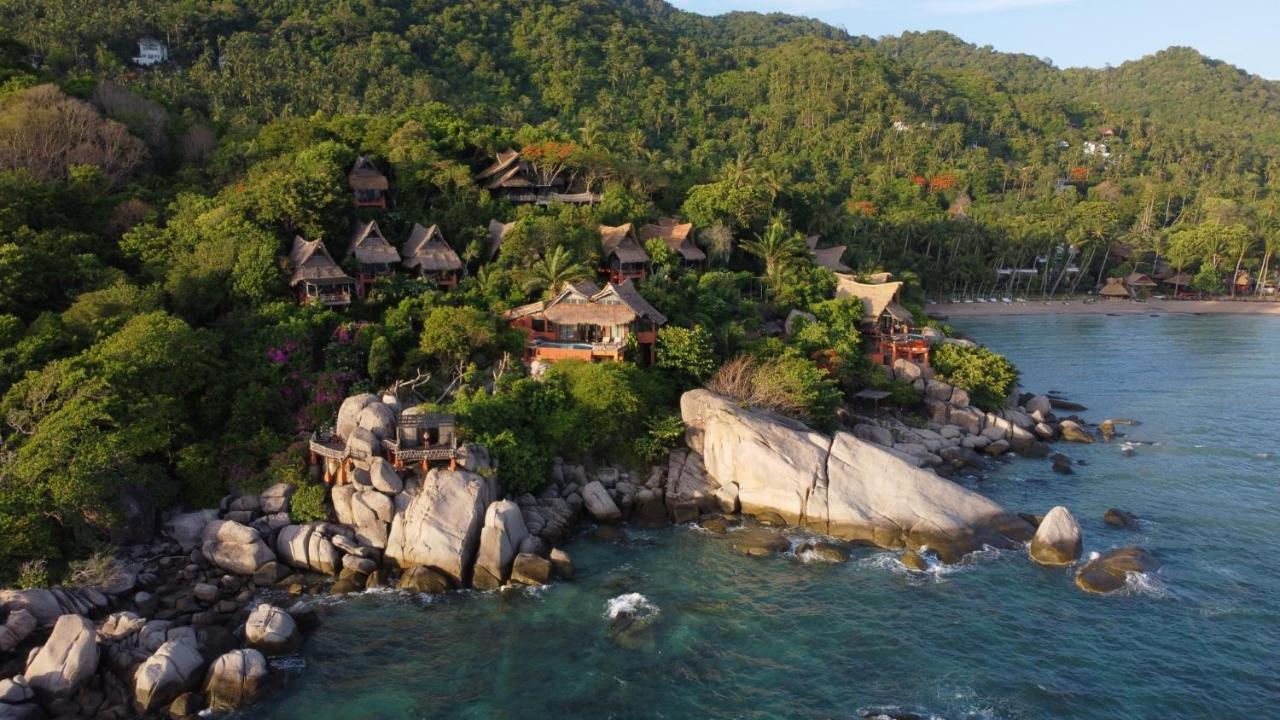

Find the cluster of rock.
xmin=1023 ymin=505 xmax=1160 ymax=594
xmin=0 ymin=580 xmax=310 ymax=719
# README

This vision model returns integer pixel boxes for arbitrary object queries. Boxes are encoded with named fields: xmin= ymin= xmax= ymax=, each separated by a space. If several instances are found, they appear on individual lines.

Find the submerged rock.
xmin=1058 ymin=420 xmax=1094 ymax=444
xmin=797 ymin=540 xmax=848 ymax=563
xmin=397 ymin=566 xmax=452 ymax=594
xmin=510 ymin=553 xmax=552 ymax=586
xmin=1075 ymin=547 xmax=1161 ymax=594
xmin=730 ymin=528 xmax=790 ymax=557
xmin=900 ymin=550 xmax=928 ymax=572
xmin=1028 ymin=506 xmax=1082 ymax=567
xmin=1103 ymin=508 xmax=1141 ymax=529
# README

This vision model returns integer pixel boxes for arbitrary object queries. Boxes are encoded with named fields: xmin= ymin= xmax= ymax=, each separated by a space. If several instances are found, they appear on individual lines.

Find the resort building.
xmin=502 ymin=280 xmax=666 ymax=365
xmin=487 ymin=218 xmax=515 ymax=260
xmin=348 ymin=156 xmax=388 ymax=209
xmin=401 ymin=223 xmax=463 ymax=289
xmin=1125 ymin=272 xmax=1158 ymax=297
xmin=805 ymin=235 xmax=852 ymax=273
xmin=287 ymin=236 xmax=356 ymax=308
xmin=310 ymin=406 xmax=458 ymax=483
xmin=132 ymin=38 xmax=167 ymax=67
xmin=345 ymin=220 xmax=400 ymax=298
xmin=835 ymin=274 xmax=928 ymax=368
xmin=475 ymin=150 xmax=600 ymax=205
xmin=639 ymin=218 xmax=706 ymax=268
xmin=1099 ymin=277 xmax=1132 ymax=301
xmin=599 ymin=224 xmax=650 ymax=283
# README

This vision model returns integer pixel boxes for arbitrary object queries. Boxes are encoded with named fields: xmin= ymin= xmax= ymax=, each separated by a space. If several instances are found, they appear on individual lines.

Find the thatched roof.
xmin=402 ymin=224 xmax=463 ymax=273
xmin=510 ymin=279 xmax=666 ymax=327
xmin=346 ymin=220 xmax=400 ymax=265
xmin=488 ymin=219 xmax=515 ymax=259
xmin=639 ymin=219 xmax=704 ymax=261
xmin=476 ymin=150 xmax=521 ymax=181
xmin=1125 ymin=272 xmax=1157 ymax=287
xmin=348 ymin=156 xmax=388 ymax=191
xmin=1234 ymin=270 xmax=1253 ymax=285
xmin=812 ymin=246 xmax=851 ymax=273
xmin=1099 ymin=277 xmax=1131 ymax=297
xmin=834 ymin=274 xmax=905 ymax=323
xmin=1163 ymin=272 xmax=1193 ymax=287
xmin=866 ymin=271 xmax=894 ymax=284
xmin=600 ymin=224 xmax=650 ymax=264
xmin=287 ymin=236 xmax=353 ymax=287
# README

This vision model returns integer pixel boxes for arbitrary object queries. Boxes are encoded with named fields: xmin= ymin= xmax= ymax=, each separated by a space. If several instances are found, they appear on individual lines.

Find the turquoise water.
xmin=252 ymin=314 xmax=1280 ymax=719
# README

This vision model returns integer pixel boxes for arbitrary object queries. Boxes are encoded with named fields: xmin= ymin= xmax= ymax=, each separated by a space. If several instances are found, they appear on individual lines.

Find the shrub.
xmin=633 ymin=414 xmax=686 ymax=463
xmin=290 ymin=483 xmax=329 ymax=523
xmin=67 ymin=549 xmax=125 ymax=588
xmin=930 ymin=343 xmax=1018 ymax=412
xmin=707 ymin=353 xmax=841 ymax=431
xmin=484 ymin=430 xmax=553 ymax=496
xmin=16 ymin=559 xmax=51 ymax=589
xmin=656 ymin=325 xmax=718 ymax=386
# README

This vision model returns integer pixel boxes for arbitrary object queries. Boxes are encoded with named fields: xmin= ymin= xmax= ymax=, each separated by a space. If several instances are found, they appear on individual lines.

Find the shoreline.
xmin=933 ymin=299 xmax=1280 ymax=317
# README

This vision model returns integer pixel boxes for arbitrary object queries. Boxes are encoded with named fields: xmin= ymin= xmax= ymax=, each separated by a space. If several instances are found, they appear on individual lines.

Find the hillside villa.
xmin=401 ymin=223 xmax=463 ymax=289
xmin=476 ymin=150 xmax=600 ymax=205
xmin=345 ymin=220 xmax=400 ymax=298
xmin=348 ymin=156 xmax=388 ymax=209
xmin=287 ymin=237 xmax=356 ymax=308
xmin=834 ymin=274 xmax=929 ymax=368
xmin=599 ymin=224 xmax=650 ymax=283
xmin=502 ymin=280 xmax=666 ymax=365
xmin=806 ymin=235 xmax=852 ymax=273
xmin=639 ymin=218 xmax=705 ymax=268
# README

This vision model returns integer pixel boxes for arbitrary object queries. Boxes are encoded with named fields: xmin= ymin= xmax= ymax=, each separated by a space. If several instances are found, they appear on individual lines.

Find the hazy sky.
xmin=668 ymin=0 xmax=1279 ymax=80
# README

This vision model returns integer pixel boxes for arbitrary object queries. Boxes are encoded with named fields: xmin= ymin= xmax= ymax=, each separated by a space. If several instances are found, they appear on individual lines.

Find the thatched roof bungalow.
xmin=805 ymin=235 xmax=852 ymax=273
xmin=287 ymin=237 xmax=355 ymax=307
xmin=1099 ymin=277 xmax=1132 ymax=300
xmin=345 ymin=220 xmax=400 ymax=297
xmin=348 ymin=156 xmax=388 ymax=208
xmin=402 ymin=224 xmax=463 ymax=289
xmin=488 ymin=219 xmax=515 ymax=260
xmin=503 ymin=279 xmax=665 ymax=365
xmin=600 ymin=224 xmax=650 ymax=283
xmin=639 ymin=218 xmax=705 ymax=266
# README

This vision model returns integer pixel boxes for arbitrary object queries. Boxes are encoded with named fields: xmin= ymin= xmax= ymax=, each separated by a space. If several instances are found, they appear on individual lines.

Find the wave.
xmin=1120 ymin=570 xmax=1171 ymax=599
xmin=604 ymin=592 xmax=659 ymax=621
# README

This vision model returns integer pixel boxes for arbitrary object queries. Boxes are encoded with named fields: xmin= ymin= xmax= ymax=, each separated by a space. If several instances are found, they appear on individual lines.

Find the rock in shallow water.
xmin=204 ymin=649 xmax=269 ymax=711
xmin=900 ymin=550 xmax=929 ymax=572
xmin=1075 ymin=547 xmax=1161 ymax=594
xmin=730 ymin=529 xmax=790 ymax=557
xmin=1103 ymin=508 xmax=1140 ymax=529
xmin=244 ymin=604 xmax=300 ymax=656
xmin=1028 ymin=506 xmax=1083 ymax=567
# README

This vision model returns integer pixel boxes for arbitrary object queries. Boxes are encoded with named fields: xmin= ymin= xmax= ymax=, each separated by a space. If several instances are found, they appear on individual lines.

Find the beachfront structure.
xmin=345 ymin=220 xmax=400 ymax=297
xmin=348 ymin=156 xmax=389 ymax=208
xmin=1099 ymin=277 xmax=1132 ymax=301
xmin=639 ymin=218 xmax=705 ymax=268
xmin=401 ymin=223 xmax=463 ymax=289
xmin=805 ymin=235 xmax=852 ymax=273
xmin=475 ymin=150 xmax=600 ymax=205
xmin=287 ymin=237 xmax=356 ymax=308
xmin=834 ymin=274 xmax=928 ymax=368
xmin=132 ymin=38 xmax=167 ymax=67
xmin=488 ymin=219 xmax=515 ymax=260
xmin=1126 ymin=272 xmax=1158 ymax=297
xmin=1233 ymin=270 xmax=1253 ymax=294
xmin=503 ymin=280 xmax=666 ymax=365
xmin=600 ymin=224 xmax=650 ymax=283
xmin=310 ymin=407 xmax=458 ymax=483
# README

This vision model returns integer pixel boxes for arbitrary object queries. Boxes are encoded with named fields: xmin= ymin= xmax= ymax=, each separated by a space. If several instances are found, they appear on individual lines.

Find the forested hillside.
xmin=1 ymin=0 xmax=1278 ymax=580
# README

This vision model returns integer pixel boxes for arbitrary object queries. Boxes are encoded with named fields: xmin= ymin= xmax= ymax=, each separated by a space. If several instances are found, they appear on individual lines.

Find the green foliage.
xmin=290 ymin=483 xmax=329 ymax=524
xmin=656 ymin=325 xmax=718 ymax=386
xmin=419 ymin=305 xmax=498 ymax=375
xmin=930 ymin=343 xmax=1019 ymax=412
xmin=633 ymin=414 xmax=685 ymax=464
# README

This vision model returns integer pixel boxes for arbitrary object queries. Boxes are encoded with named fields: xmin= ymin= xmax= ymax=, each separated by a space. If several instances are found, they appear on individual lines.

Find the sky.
xmin=668 ymin=0 xmax=1280 ymax=80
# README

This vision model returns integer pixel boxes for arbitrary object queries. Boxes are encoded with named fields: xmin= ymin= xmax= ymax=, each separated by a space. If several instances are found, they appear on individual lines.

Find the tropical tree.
xmin=739 ymin=215 xmax=810 ymax=299
xmin=522 ymin=245 xmax=591 ymax=298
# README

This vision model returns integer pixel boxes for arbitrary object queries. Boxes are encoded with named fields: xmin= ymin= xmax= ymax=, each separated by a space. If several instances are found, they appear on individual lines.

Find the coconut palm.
xmin=739 ymin=214 xmax=810 ymax=298
xmin=523 ymin=245 xmax=592 ymax=298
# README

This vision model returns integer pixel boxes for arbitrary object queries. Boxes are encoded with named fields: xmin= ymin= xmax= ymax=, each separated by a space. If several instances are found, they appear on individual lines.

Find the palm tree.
xmin=523 ymin=245 xmax=591 ymax=299
xmin=739 ymin=215 xmax=810 ymax=299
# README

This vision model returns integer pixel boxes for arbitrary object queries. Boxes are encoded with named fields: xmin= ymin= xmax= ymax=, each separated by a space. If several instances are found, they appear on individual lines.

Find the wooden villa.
xmin=835 ymin=274 xmax=928 ymax=368
xmin=401 ymin=223 xmax=463 ymax=289
xmin=346 ymin=220 xmax=400 ymax=298
xmin=475 ymin=150 xmax=600 ymax=205
xmin=502 ymin=280 xmax=666 ymax=365
xmin=1163 ymin=272 xmax=1195 ymax=296
xmin=1099 ymin=277 xmax=1132 ymax=301
xmin=806 ymin=235 xmax=852 ymax=273
xmin=287 ymin=236 xmax=356 ymax=308
xmin=310 ymin=407 xmax=458 ymax=483
xmin=1125 ymin=272 xmax=1158 ymax=297
xmin=600 ymin=224 xmax=650 ymax=283
xmin=639 ymin=218 xmax=705 ymax=268
xmin=1233 ymin=270 xmax=1253 ymax=294
xmin=488 ymin=218 xmax=515 ymax=261
xmin=348 ymin=156 xmax=388 ymax=209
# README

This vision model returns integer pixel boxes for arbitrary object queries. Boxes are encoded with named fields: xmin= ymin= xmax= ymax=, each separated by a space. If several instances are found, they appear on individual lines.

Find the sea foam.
xmin=604 ymin=592 xmax=659 ymax=621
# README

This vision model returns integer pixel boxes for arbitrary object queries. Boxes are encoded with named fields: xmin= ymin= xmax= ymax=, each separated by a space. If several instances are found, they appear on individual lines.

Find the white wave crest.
xmin=1120 ymin=571 xmax=1170 ymax=599
xmin=604 ymin=592 xmax=659 ymax=621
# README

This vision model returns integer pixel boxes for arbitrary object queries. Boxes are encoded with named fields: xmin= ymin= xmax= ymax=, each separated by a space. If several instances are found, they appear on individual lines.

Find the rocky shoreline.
xmin=0 ymin=378 xmax=1157 ymax=719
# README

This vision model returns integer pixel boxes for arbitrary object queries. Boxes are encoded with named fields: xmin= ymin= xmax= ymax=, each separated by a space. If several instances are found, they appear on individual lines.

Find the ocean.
xmin=250 ymin=314 xmax=1280 ymax=719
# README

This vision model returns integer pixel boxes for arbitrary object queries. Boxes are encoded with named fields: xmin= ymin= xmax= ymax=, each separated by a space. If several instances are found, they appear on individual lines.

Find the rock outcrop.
xmin=1028 ymin=506 xmax=1083 ymax=566
xmin=276 ymin=523 xmax=345 ymax=575
xmin=200 ymin=520 xmax=275 ymax=576
xmin=1075 ymin=547 xmax=1161 ymax=594
xmin=581 ymin=480 xmax=622 ymax=521
xmin=244 ymin=604 xmax=300 ymax=656
xmin=204 ymin=649 xmax=269 ymax=711
xmin=385 ymin=468 xmax=495 ymax=586
xmin=133 ymin=637 xmax=204 ymax=713
xmin=681 ymin=389 xmax=1033 ymax=561
xmin=24 ymin=614 xmax=100 ymax=699
xmin=472 ymin=501 xmax=530 ymax=590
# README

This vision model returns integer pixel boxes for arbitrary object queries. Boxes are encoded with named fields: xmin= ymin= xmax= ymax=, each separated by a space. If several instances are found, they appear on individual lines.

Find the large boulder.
xmin=665 ymin=450 xmax=720 ymax=516
xmin=396 ymin=566 xmax=451 ymax=594
xmin=164 ymin=510 xmax=219 ymax=551
xmin=0 ymin=590 xmax=61 ymax=629
xmin=200 ymin=520 xmax=275 ymax=576
xmin=204 ymin=649 xmax=269 ymax=711
xmin=0 ymin=608 xmax=36 ymax=653
xmin=368 ymin=457 xmax=403 ymax=494
xmin=275 ymin=524 xmax=344 ymax=575
xmin=24 ymin=614 xmax=99 ymax=699
xmin=335 ymin=393 xmax=378 ymax=440
xmin=244 ymin=604 xmax=300 ymax=656
xmin=1075 ymin=547 xmax=1161 ymax=594
xmin=133 ymin=637 xmax=204 ymax=713
xmin=345 ymin=426 xmax=381 ymax=460
xmin=1059 ymin=420 xmax=1095 ymax=444
xmin=581 ymin=481 xmax=621 ymax=521
xmin=350 ymin=491 xmax=394 ymax=549
xmin=259 ymin=483 xmax=296 ymax=515
xmin=384 ymin=469 xmax=495 ymax=586
xmin=1028 ymin=506 xmax=1083 ymax=567
xmin=1025 ymin=395 xmax=1053 ymax=416
xmin=473 ymin=501 xmax=530 ymax=590
xmin=681 ymin=390 xmax=1033 ymax=562
xmin=356 ymin=402 xmax=398 ymax=442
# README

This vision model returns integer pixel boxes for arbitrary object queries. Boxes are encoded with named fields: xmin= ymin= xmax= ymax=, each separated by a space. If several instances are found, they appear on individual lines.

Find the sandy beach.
xmin=933 ymin=299 xmax=1280 ymax=317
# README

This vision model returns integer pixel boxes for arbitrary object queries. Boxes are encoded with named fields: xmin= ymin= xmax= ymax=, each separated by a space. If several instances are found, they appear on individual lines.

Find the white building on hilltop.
xmin=132 ymin=38 xmax=167 ymax=67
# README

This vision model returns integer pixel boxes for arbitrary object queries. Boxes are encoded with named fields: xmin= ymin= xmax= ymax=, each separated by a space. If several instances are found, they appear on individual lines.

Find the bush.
xmin=707 ymin=353 xmax=841 ymax=431
xmin=290 ymin=483 xmax=329 ymax=523
xmin=485 ymin=429 xmax=553 ymax=496
xmin=633 ymin=414 xmax=685 ymax=463
xmin=930 ymin=343 xmax=1018 ymax=412
xmin=16 ymin=559 xmax=51 ymax=589
xmin=656 ymin=325 xmax=718 ymax=386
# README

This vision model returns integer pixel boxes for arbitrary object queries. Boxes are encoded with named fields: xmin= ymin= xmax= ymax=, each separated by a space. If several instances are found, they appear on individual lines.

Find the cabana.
xmin=1098 ymin=277 xmax=1132 ymax=301
xmin=401 ymin=224 xmax=463 ymax=289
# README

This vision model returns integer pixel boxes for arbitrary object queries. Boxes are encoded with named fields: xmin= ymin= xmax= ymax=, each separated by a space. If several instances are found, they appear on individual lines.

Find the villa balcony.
xmin=869 ymin=334 xmax=930 ymax=368
xmin=526 ymin=338 xmax=626 ymax=363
